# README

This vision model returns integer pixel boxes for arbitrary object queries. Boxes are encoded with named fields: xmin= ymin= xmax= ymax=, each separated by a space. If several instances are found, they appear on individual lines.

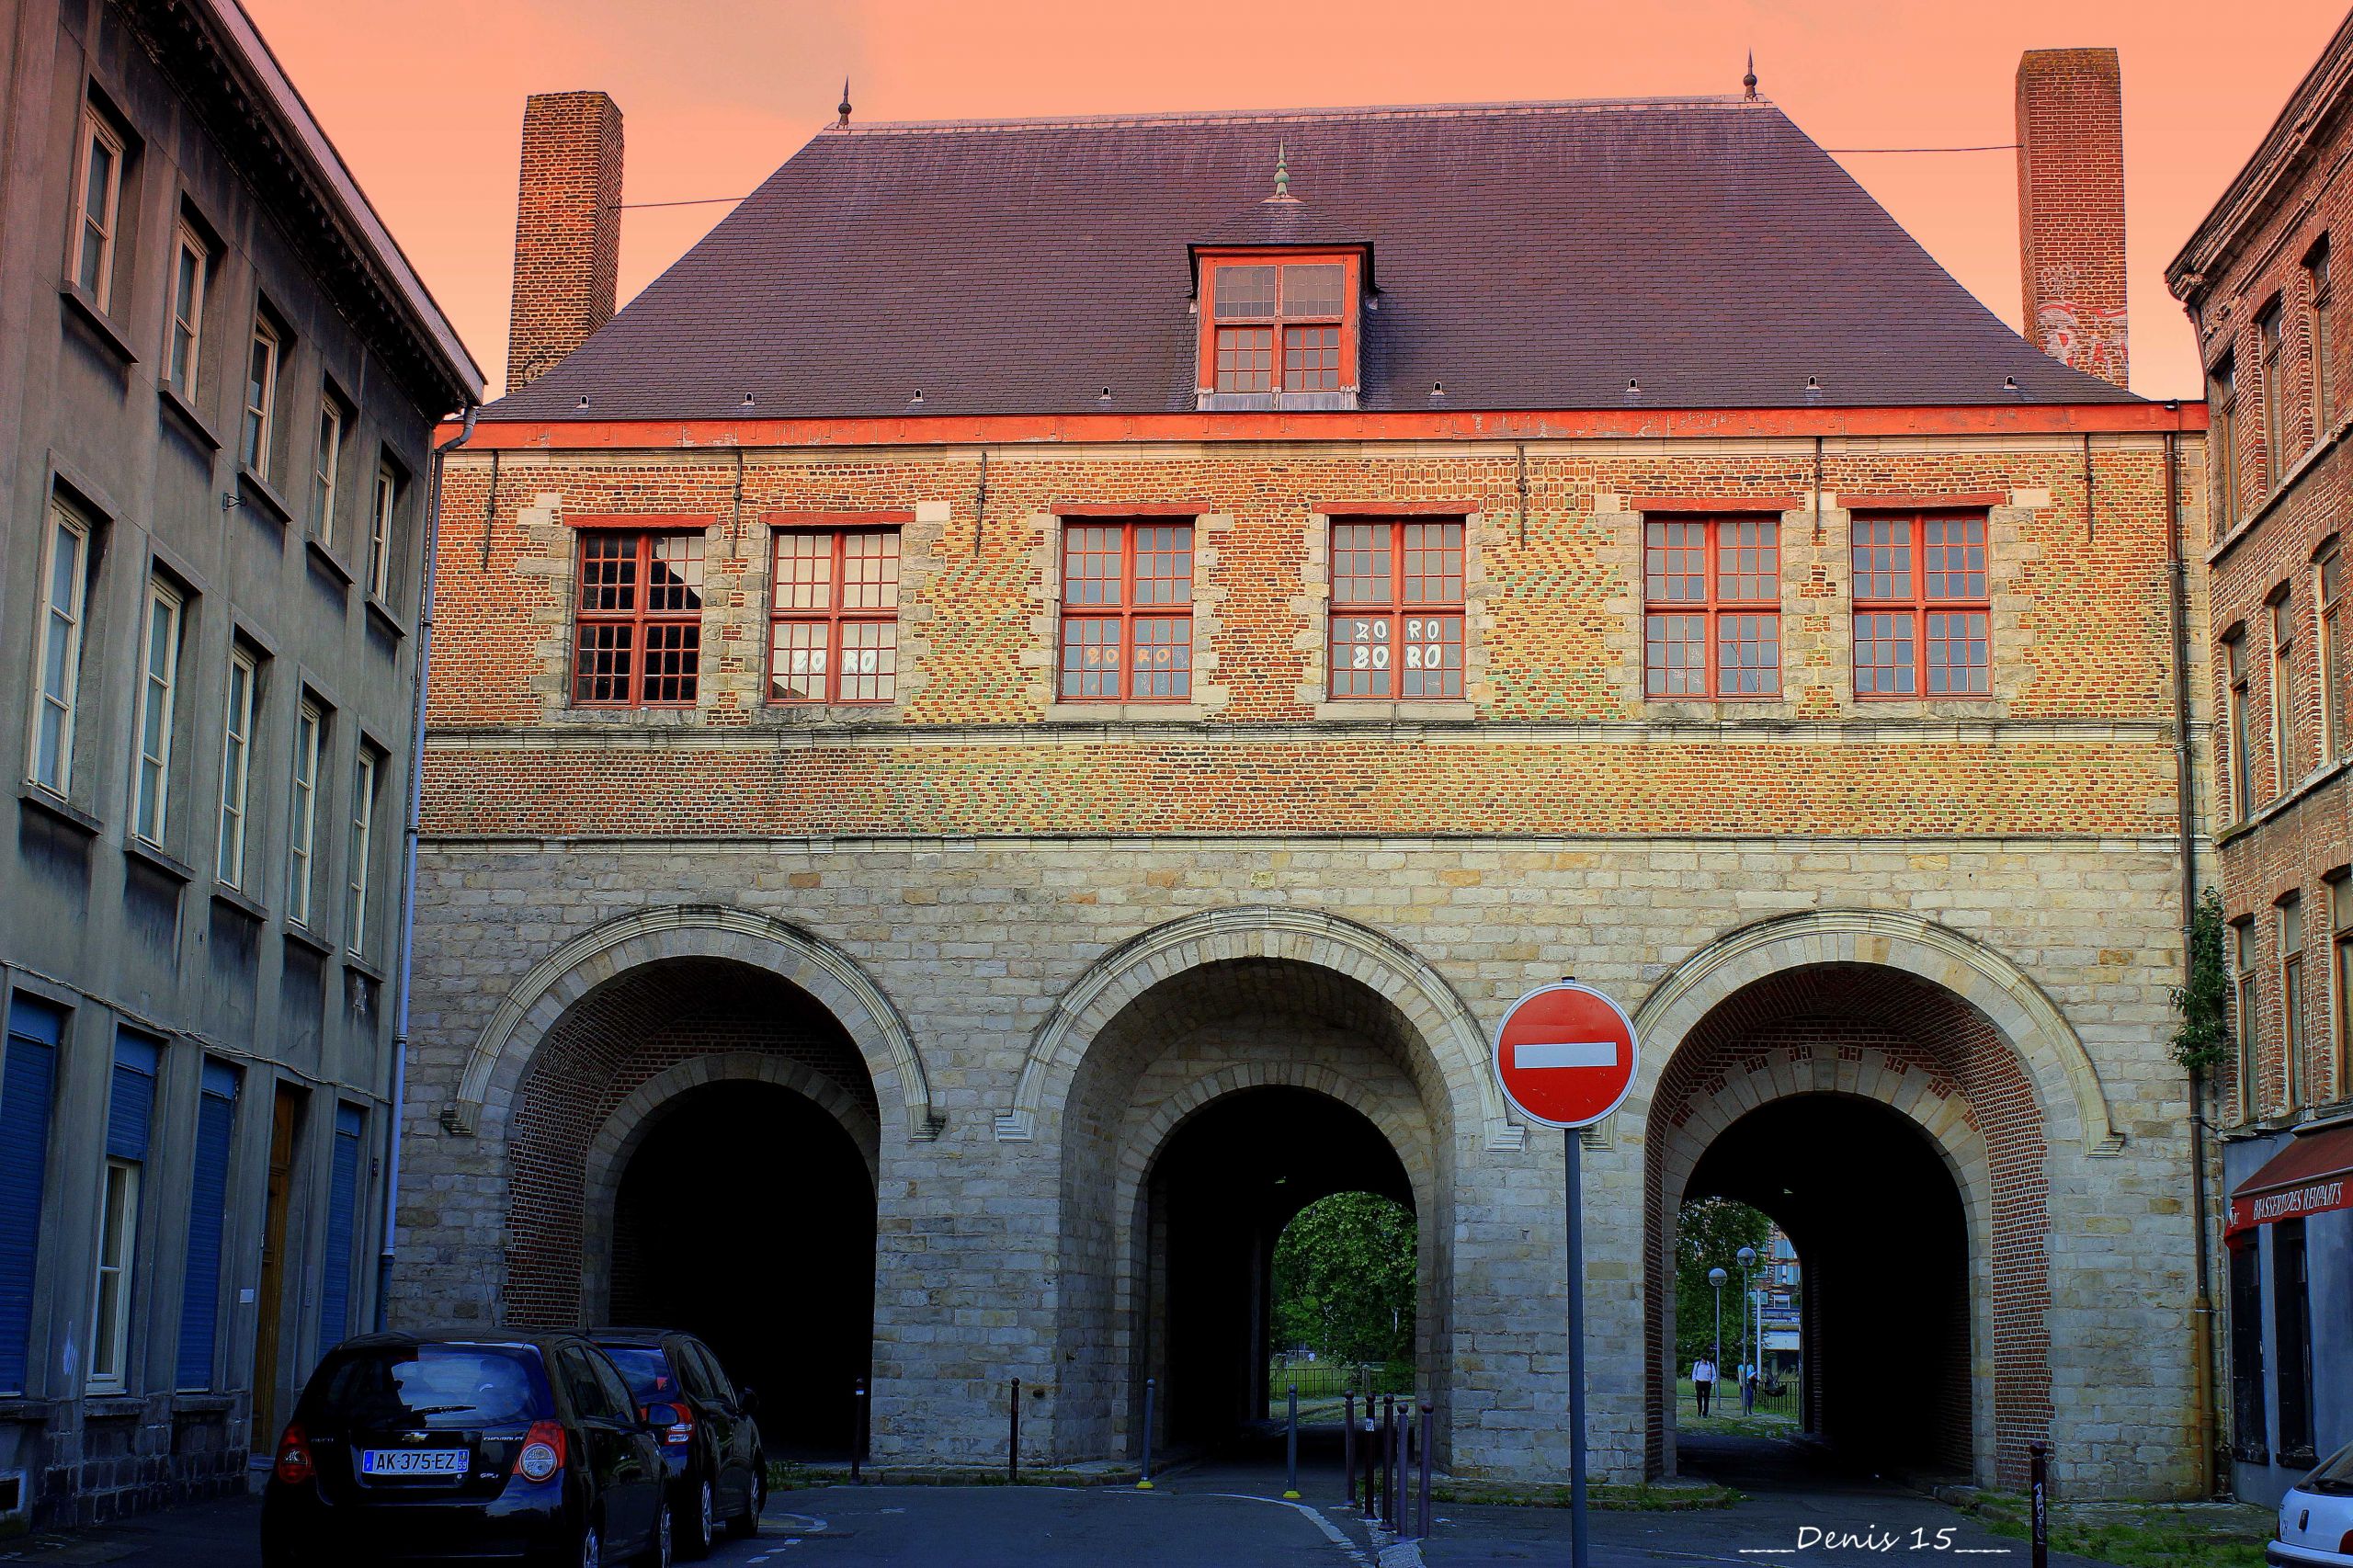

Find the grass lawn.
xmin=1965 ymin=1494 xmax=2274 ymax=1568
xmin=1674 ymin=1381 xmax=1802 ymax=1440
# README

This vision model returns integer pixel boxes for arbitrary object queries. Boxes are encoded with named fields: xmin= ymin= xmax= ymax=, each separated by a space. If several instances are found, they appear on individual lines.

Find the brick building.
xmin=399 ymin=59 xmax=2213 ymax=1496
xmin=0 ymin=0 xmax=480 ymax=1526
xmin=2169 ymin=12 xmax=2353 ymax=1509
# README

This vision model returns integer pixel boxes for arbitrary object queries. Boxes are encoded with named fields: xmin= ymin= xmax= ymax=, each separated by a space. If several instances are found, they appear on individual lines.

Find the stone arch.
xmin=1629 ymin=908 xmax=2119 ymax=1155
xmin=447 ymin=904 xmax=936 ymax=1142
xmin=997 ymin=904 xmax=1513 ymax=1150
xmin=577 ymin=1051 xmax=881 ymax=1321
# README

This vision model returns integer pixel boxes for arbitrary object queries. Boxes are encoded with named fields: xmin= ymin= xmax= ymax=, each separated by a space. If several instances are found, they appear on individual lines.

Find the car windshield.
xmin=598 ymin=1345 xmax=678 ymax=1403
xmin=2307 ymin=1440 xmax=2353 ymax=1494
xmin=313 ymin=1345 xmax=550 ymax=1430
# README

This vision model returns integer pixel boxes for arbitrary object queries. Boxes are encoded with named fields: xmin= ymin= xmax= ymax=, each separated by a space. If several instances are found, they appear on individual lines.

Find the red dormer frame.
xmin=1194 ymin=248 xmax=1364 ymax=400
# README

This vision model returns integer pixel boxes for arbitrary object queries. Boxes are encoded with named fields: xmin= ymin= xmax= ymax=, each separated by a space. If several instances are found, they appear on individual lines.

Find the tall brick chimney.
xmin=2015 ymin=49 xmax=2128 ymax=387
xmin=505 ymin=90 xmax=623 ymax=395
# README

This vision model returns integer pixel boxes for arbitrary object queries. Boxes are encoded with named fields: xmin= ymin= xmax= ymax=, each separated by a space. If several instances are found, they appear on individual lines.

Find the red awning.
xmin=2229 ymin=1123 xmax=2353 ymax=1235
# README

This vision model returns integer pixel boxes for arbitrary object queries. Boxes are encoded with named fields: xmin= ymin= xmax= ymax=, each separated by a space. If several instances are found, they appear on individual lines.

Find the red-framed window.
xmin=1643 ymin=515 xmax=1780 ymax=698
xmin=1328 ymin=519 xmax=1464 ymax=699
xmin=1851 ymin=511 xmax=1990 ymax=698
xmin=1059 ymin=521 xmax=1193 ymax=701
xmin=572 ymin=530 xmax=705 ymax=707
xmin=771 ymin=528 xmax=901 ymax=704
xmin=1198 ymin=251 xmax=1360 ymax=396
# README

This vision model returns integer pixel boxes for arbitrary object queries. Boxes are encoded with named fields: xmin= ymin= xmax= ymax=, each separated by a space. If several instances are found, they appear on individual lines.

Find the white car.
xmin=2273 ymin=1443 xmax=2353 ymax=1568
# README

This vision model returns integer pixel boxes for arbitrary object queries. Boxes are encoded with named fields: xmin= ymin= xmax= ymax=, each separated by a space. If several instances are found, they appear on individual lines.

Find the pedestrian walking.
xmin=1738 ymin=1359 xmax=1756 ymax=1415
xmin=1691 ymin=1355 xmax=1717 ymax=1416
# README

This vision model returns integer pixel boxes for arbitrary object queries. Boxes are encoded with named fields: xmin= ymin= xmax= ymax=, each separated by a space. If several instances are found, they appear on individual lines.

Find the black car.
xmin=587 ymin=1329 xmax=765 ymax=1556
xmin=261 ymin=1331 xmax=672 ymax=1567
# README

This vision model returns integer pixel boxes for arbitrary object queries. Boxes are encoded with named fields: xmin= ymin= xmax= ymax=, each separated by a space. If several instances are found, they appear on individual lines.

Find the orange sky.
xmin=242 ymin=0 xmax=2346 ymax=404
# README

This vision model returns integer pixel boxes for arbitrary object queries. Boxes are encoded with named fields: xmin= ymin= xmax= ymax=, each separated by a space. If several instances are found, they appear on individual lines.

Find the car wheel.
xmin=639 ymin=1501 xmax=672 ymax=1568
xmin=679 ymin=1479 xmax=714 ymax=1560
xmin=728 ymin=1460 xmax=765 ymax=1539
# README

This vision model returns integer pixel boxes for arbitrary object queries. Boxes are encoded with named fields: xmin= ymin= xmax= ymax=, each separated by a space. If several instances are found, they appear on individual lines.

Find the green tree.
xmin=1271 ymin=1191 xmax=1415 ymax=1366
xmin=1675 ymin=1197 xmax=1773 ymax=1372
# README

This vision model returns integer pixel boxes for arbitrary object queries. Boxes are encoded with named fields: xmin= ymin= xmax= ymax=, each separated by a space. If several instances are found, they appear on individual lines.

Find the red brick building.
xmin=2169 ymin=12 xmax=2353 ymax=1509
xmin=396 ymin=59 xmax=2212 ymax=1495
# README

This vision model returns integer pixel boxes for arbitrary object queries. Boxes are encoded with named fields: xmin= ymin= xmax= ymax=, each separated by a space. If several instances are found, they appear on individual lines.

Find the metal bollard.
xmin=2029 ymin=1441 xmax=2050 ymax=1568
xmin=1137 ymin=1378 xmax=1156 ymax=1490
xmin=1362 ymin=1405 xmax=1378 ymax=1519
xmin=1417 ymin=1401 xmax=1434 ymax=1540
xmin=1381 ymin=1396 xmax=1396 ymax=1528
xmin=851 ymin=1377 xmax=868 ymax=1483
xmin=1009 ymin=1378 xmax=1020 ymax=1483
xmin=1284 ymin=1383 xmax=1302 ymax=1498
xmin=1342 ymin=1392 xmax=1357 ymax=1504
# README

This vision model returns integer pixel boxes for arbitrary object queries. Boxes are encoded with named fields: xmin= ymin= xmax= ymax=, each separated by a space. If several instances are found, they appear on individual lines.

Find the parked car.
xmin=588 ymin=1328 xmax=766 ymax=1556
xmin=261 ymin=1330 xmax=672 ymax=1567
xmin=2272 ymin=1441 xmax=2353 ymax=1568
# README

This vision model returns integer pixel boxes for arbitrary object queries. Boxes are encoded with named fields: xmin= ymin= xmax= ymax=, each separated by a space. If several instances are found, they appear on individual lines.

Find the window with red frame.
xmin=771 ymin=528 xmax=901 ymax=703
xmin=1205 ymin=257 xmax=1351 ymax=394
xmin=1644 ymin=516 xmax=1780 ymax=698
xmin=1851 ymin=512 xmax=1990 ymax=698
xmin=1328 ymin=520 xmax=1464 ymax=699
xmin=1059 ymin=521 xmax=1193 ymax=701
xmin=573 ymin=531 xmax=705 ymax=706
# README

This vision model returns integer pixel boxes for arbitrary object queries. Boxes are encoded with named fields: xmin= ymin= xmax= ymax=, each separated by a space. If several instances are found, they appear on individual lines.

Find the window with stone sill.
xmin=2332 ymin=877 xmax=2353 ymax=1101
xmin=2323 ymin=543 xmax=2348 ymax=761
xmin=2270 ymin=593 xmax=2300 ymax=796
xmin=2233 ymin=916 xmax=2259 ymax=1122
xmin=1197 ymin=252 xmax=1360 ymax=400
xmin=573 ymin=530 xmax=705 ymax=708
xmin=2226 ymin=631 xmax=2255 ymax=822
xmin=2260 ymin=299 xmax=2288 ymax=484
xmin=771 ymin=527 xmax=900 ymax=705
xmin=1327 ymin=519 xmax=1463 ymax=701
xmin=1851 ymin=511 xmax=1989 ymax=699
xmin=2211 ymin=354 xmax=2243 ymax=533
xmin=1645 ymin=515 xmax=1780 ymax=699
xmin=68 ymin=104 xmax=126 ymax=311
xmin=2282 ymin=896 xmax=2309 ymax=1110
xmin=1059 ymin=520 xmax=1193 ymax=702
xmin=2308 ymin=236 xmax=2336 ymax=434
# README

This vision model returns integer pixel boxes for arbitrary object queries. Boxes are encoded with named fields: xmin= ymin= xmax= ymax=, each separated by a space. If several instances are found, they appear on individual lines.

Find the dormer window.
xmin=1196 ymin=250 xmax=1363 ymax=409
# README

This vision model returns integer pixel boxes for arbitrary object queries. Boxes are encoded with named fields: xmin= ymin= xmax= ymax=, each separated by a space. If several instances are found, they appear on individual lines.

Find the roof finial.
xmin=836 ymin=78 xmax=852 ymax=129
xmin=1743 ymin=51 xmax=1758 ymax=101
xmin=1274 ymin=142 xmax=1290 ymax=198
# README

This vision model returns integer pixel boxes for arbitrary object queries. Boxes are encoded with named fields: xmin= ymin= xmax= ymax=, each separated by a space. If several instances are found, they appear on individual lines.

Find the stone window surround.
xmin=1296 ymin=507 xmax=1487 ymax=721
xmin=1027 ymin=508 xmax=1233 ymax=722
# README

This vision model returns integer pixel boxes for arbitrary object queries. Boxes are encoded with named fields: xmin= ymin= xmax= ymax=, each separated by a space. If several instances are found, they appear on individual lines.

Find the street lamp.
xmin=1736 ymin=1245 xmax=1757 ymax=1415
xmin=1707 ymin=1267 xmax=1727 ymax=1372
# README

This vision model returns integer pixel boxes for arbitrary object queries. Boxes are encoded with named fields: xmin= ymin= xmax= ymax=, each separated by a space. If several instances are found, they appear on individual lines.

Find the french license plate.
xmin=360 ymin=1447 xmax=468 ymax=1477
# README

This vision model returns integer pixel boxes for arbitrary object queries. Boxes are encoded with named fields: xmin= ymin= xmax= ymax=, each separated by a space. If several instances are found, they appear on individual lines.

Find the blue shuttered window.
xmin=108 ymin=1033 xmax=159 ymax=1160
xmin=176 ymin=1061 xmax=239 ymax=1390
xmin=0 ymin=998 xmax=64 ymax=1395
xmin=318 ymin=1104 xmax=364 ymax=1349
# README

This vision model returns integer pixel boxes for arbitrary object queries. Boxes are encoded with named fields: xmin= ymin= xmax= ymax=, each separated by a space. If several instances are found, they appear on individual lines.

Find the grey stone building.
xmin=0 ymin=0 xmax=479 ymax=1526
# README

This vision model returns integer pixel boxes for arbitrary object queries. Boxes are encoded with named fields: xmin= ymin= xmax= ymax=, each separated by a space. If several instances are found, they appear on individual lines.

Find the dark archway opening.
xmin=1685 ymin=1093 xmax=1972 ymax=1480
xmin=1146 ymin=1086 xmax=1413 ymax=1448
xmin=611 ymin=1081 xmax=874 ymax=1459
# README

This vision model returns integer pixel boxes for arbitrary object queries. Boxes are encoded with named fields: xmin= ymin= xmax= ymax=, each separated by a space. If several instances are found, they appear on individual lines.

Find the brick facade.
xmin=2018 ymin=50 xmax=2131 ymax=387
xmin=505 ymin=91 xmax=622 ymax=395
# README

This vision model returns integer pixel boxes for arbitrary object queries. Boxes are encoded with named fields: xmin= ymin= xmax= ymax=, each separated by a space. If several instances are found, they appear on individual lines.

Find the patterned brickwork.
xmin=2017 ymin=51 xmax=2131 ymax=387
xmin=506 ymin=92 xmax=622 ymax=394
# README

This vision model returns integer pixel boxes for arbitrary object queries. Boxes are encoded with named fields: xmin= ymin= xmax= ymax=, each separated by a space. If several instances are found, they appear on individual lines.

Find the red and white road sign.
xmin=1493 ymin=981 xmax=1639 ymax=1130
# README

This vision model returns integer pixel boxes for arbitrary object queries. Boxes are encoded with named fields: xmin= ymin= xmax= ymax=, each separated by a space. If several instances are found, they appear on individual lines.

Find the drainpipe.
xmin=376 ymin=404 xmax=478 ymax=1331
xmin=2164 ymin=410 xmax=2219 ymax=1496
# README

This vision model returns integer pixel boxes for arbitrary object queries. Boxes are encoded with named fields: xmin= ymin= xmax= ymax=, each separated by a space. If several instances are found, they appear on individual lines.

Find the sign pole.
xmin=1565 ymin=1127 xmax=1590 ymax=1568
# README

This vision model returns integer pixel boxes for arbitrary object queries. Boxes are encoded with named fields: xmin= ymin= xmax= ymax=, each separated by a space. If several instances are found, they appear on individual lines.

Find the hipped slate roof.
xmin=487 ymin=95 xmax=2136 ymax=422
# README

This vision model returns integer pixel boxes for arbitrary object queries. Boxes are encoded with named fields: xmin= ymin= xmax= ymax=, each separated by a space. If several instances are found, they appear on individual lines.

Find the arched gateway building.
xmin=398 ymin=56 xmax=2218 ymax=1497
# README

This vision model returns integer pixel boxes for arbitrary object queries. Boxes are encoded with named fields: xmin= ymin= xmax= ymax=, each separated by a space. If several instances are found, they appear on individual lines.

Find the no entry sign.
xmin=1494 ymin=981 xmax=1639 ymax=1130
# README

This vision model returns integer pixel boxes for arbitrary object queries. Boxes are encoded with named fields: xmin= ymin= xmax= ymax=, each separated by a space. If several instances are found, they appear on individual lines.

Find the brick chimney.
xmin=505 ymin=91 xmax=623 ymax=395
xmin=2015 ymin=49 xmax=2128 ymax=387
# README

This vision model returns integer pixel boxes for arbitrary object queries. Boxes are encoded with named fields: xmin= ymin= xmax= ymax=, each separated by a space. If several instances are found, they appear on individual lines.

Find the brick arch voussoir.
xmin=1629 ymin=909 xmax=2119 ymax=1156
xmin=999 ymin=905 xmax=1513 ymax=1149
xmin=450 ymin=904 xmax=936 ymax=1144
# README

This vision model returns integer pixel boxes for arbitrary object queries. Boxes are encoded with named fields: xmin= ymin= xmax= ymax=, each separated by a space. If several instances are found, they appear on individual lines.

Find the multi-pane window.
xmin=346 ymin=749 xmax=376 ymax=958
xmin=70 ymin=108 xmax=124 ymax=308
xmin=2282 ymin=896 xmax=2308 ymax=1109
xmin=770 ymin=529 xmax=901 ymax=704
xmin=1207 ymin=258 xmax=1351 ymax=394
xmin=1851 ymin=512 xmax=1990 ymax=697
xmin=216 ymin=646 xmax=256 ymax=889
xmin=87 ymin=1156 xmax=139 ymax=1393
xmin=2334 ymin=879 xmax=2353 ymax=1101
xmin=367 ymin=462 xmax=398 ymax=601
xmin=2212 ymin=355 xmax=2242 ymax=530
xmin=242 ymin=319 xmax=279 ymax=473
xmin=287 ymin=699 xmax=321 ymax=928
xmin=2227 ymin=633 xmax=2255 ymax=821
xmin=2322 ymin=545 xmax=2347 ymax=760
xmin=131 ymin=577 xmax=183 ymax=848
xmin=28 ymin=500 xmax=91 ymax=794
xmin=313 ymin=399 xmax=343 ymax=548
xmin=167 ymin=222 xmax=207 ymax=398
xmin=574 ymin=531 xmax=705 ymax=707
xmin=1328 ymin=520 xmax=1465 ymax=700
xmin=1644 ymin=516 xmax=1780 ymax=698
xmin=1059 ymin=522 xmax=1194 ymax=701
xmin=2271 ymin=595 xmax=2299 ymax=795
xmin=2310 ymin=238 xmax=2336 ymax=431
xmin=2234 ymin=918 xmax=2260 ymax=1121
xmin=2260 ymin=301 xmax=2288 ymax=482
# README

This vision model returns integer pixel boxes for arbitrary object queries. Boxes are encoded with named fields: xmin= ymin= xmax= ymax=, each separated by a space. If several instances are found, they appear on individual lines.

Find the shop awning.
xmin=2229 ymin=1123 xmax=2353 ymax=1235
